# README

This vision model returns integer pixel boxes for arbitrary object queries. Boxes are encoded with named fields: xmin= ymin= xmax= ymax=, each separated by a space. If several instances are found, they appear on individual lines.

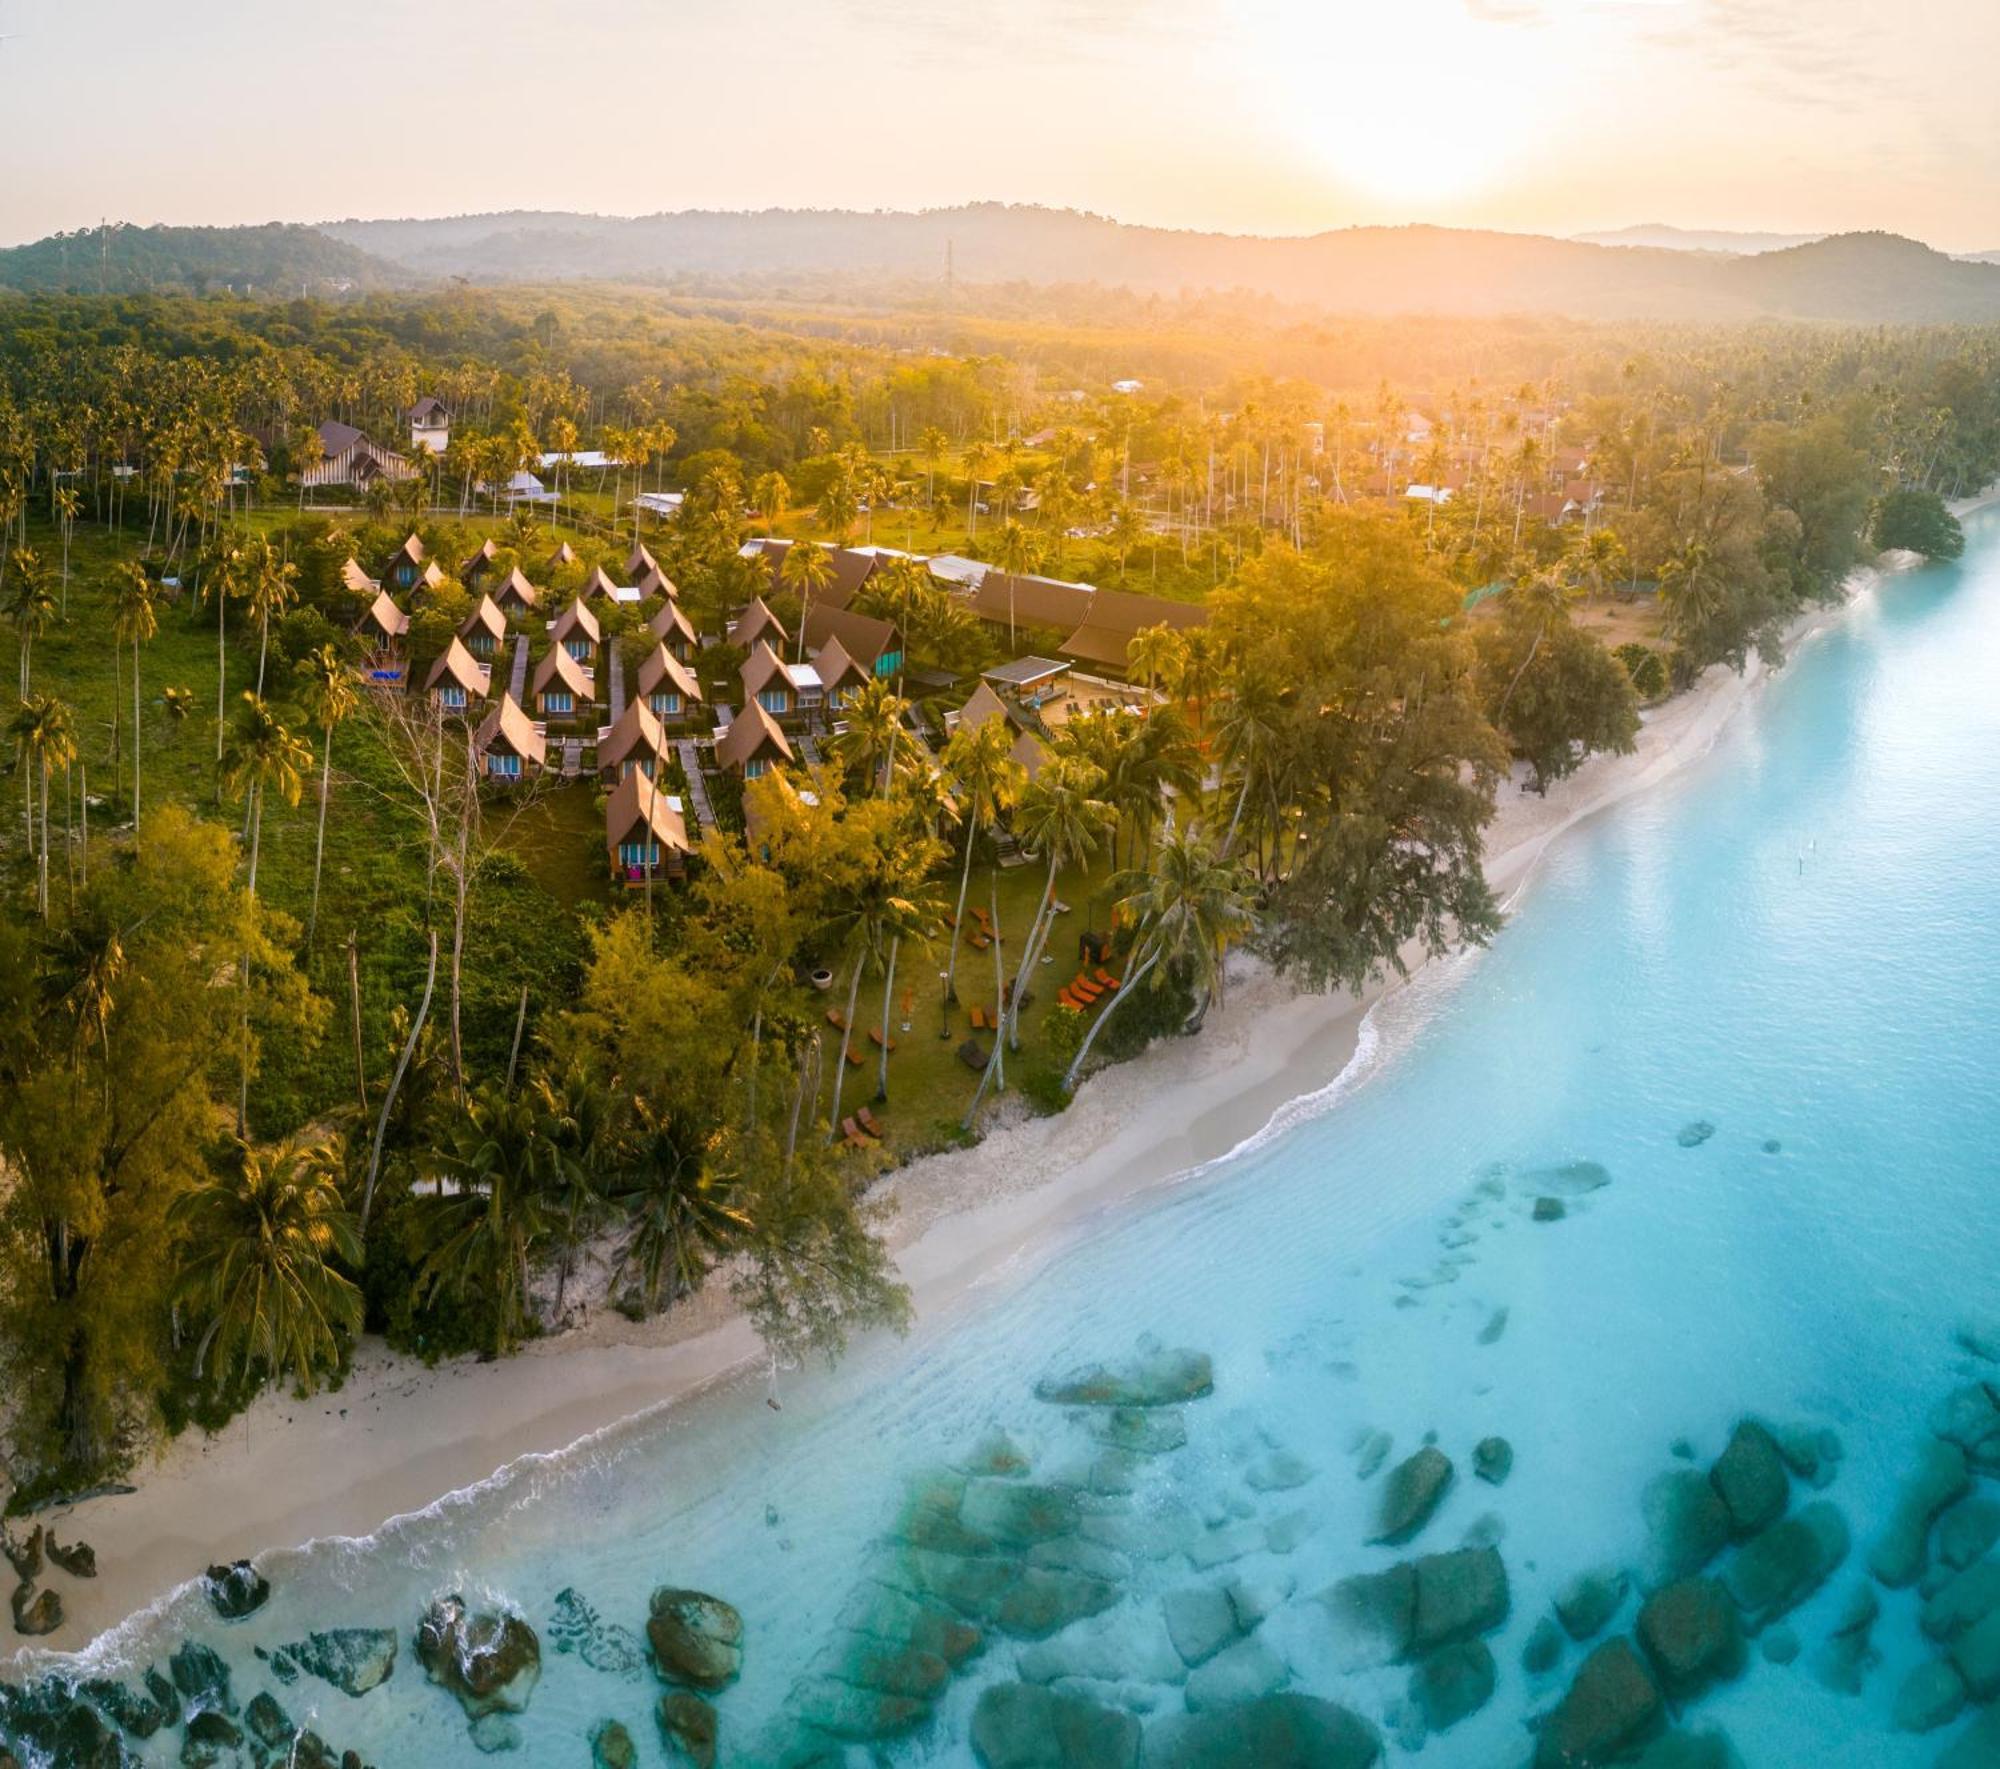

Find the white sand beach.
xmin=17 ymin=512 xmax=1989 ymax=1662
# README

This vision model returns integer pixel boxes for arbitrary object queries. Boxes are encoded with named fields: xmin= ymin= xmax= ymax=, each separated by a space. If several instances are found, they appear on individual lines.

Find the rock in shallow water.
xmin=1145 ymin=1693 xmax=1379 ymax=1769
xmin=1709 ymin=1422 xmax=1789 ymax=1537
xmin=1536 ymin=1636 xmax=1662 ymax=1767
xmin=1676 ymin=1121 xmax=1716 ymax=1148
xmin=1868 ymin=1440 xmax=1967 ymax=1588
xmin=1641 ymin=1470 xmax=1732 ymax=1592
xmin=645 ymin=1589 xmax=744 ymax=1691
xmin=1372 ymin=1448 xmax=1453 ymax=1546
xmin=1163 ymin=1587 xmax=1239 ymax=1668
xmin=1473 ymin=1438 xmax=1513 ymax=1485
xmin=1185 ymin=1637 xmax=1288 ymax=1711
xmin=1938 ymin=1705 xmax=2000 ymax=1769
xmin=203 ymin=1561 xmax=268 ymax=1622
xmin=1636 ymin=1577 xmax=1743 ymax=1698
xmin=1556 ymin=1570 xmax=1627 ymax=1644
xmin=416 ymin=1596 xmax=541 ymax=1719
xmin=1894 ymin=1658 xmax=1967 ymax=1733
xmin=590 ymin=1718 xmax=638 ymax=1769
xmin=1035 ymin=1348 xmax=1213 ymax=1410
xmin=970 ymin=1682 xmax=1140 ymax=1769
xmin=657 ymin=1691 xmax=718 ymax=1767
xmin=1410 ymin=1640 xmax=1495 ymax=1731
xmin=266 ymin=1628 xmax=399 ymax=1697
xmin=1723 ymin=1500 xmax=1849 ymax=1631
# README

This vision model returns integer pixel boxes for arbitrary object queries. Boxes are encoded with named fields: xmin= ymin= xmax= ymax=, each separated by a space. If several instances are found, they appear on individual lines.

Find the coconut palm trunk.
xmin=825 ymin=949 xmax=867 ymax=1141
xmin=307 ymin=721 xmax=334 ymax=949
xmin=941 ymin=812 xmax=979 ymax=1027
xmin=876 ymin=937 xmax=899 ymax=1102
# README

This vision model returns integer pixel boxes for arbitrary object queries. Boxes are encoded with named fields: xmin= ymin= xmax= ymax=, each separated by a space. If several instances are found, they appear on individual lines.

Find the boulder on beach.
xmin=1709 ymin=1423 xmax=1789 ymax=1537
xmin=1868 ymin=1440 xmax=1968 ymax=1588
xmin=9 ymin=1582 xmax=61 ymax=1637
xmin=1034 ymin=1347 xmax=1213 ymax=1410
xmin=1636 ymin=1577 xmax=1744 ymax=1698
xmin=1372 ymin=1447 xmax=1454 ymax=1545
xmin=1410 ymin=1640 xmax=1495 ymax=1732
xmin=1723 ymin=1501 xmax=1849 ymax=1631
xmin=267 ymin=1628 xmax=399 ymax=1697
xmin=415 ymin=1595 xmax=541 ymax=1719
xmin=203 ymin=1561 xmax=269 ymax=1622
xmin=646 ymin=1588 xmax=745 ymax=1690
xmin=45 ymin=1535 xmax=96 ymax=1579
xmin=1536 ymin=1636 xmax=1663 ymax=1767
xmin=1 ymin=1526 xmax=42 ymax=1585
xmin=969 ymin=1681 xmax=1141 ymax=1769
xmin=657 ymin=1690 xmax=719 ymax=1768
xmin=1144 ymin=1692 xmax=1380 ymax=1769
xmin=1640 ymin=1470 xmax=1732 ymax=1591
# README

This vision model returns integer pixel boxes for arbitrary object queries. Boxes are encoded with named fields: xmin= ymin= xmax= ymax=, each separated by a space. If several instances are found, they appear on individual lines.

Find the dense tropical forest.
xmin=0 ymin=281 xmax=1994 ymax=1501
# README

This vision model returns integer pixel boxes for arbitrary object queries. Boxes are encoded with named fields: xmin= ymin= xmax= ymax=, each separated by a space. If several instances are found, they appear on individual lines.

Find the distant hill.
xmin=0 ymin=222 xmax=408 ymax=295
xmin=321 ymin=205 xmax=2000 ymax=324
xmin=1962 ymin=249 xmax=2000 ymax=266
xmin=1572 ymin=223 xmax=1823 ymax=254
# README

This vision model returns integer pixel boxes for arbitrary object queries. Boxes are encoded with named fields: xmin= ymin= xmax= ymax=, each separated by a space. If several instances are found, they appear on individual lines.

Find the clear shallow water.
xmin=23 ymin=513 xmax=2000 ymax=1765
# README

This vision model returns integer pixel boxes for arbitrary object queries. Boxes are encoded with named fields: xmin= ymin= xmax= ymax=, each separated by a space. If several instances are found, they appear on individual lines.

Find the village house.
xmin=407 ymin=397 xmax=450 ymax=455
xmin=596 ymin=698 xmax=671 ymax=784
xmin=637 ymin=644 xmax=703 ymax=725
xmin=1056 ymin=586 xmax=1206 ymax=675
xmin=953 ymin=680 xmax=1049 ymax=779
xmin=339 ymin=557 xmax=379 ymax=598
xmin=634 ymin=564 xmax=678 ymax=602
xmin=626 ymin=542 xmax=661 ymax=581
xmin=492 ymin=568 xmax=540 ymax=618
xmin=472 ymin=694 xmax=546 ymax=783
xmin=531 ymin=642 xmax=596 ymax=720
xmin=354 ymin=589 xmax=410 ymax=682
xmin=303 ymin=419 xmax=414 ymax=491
xmin=715 ymin=698 xmax=795 ymax=781
xmin=742 ymin=640 xmax=820 ymax=720
xmin=809 ymin=633 xmax=868 ymax=711
xmin=384 ymin=534 xmax=426 ymax=591
xmin=457 ymin=594 xmax=508 ymax=661
xmin=802 ymin=604 xmax=901 ymax=680
xmin=727 ymin=597 xmax=788 ymax=655
xmin=577 ymin=565 xmax=622 ymax=604
xmin=646 ymin=598 xmax=698 ymax=663
xmin=550 ymin=598 xmax=601 ymax=663
xmin=425 ymin=637 xmax=491 ymax=712
xmin=605 ymin=769 xmax=690 ymax=885
xmin=547 ymin=541 xmax=578 ymax=573
xmin=460 ymin=538 xmax=500 ymax=588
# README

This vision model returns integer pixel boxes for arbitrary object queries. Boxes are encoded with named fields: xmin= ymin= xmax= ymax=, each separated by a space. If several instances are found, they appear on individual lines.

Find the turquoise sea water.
xmin=19 ymin=509 xmax=2000 ymax=1764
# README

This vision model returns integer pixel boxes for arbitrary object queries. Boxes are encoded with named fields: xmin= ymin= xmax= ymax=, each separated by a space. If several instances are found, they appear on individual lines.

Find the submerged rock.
xmin=416 ymin=1595 xmax=541 ymax=1719
xmin=267 ymin=1628 xmax=399 ymax=1697
xmin=1811 ymin=1584 xmax=1881 ymax=1695
xmin=1723 ymin=1501 xmax=1849 ymax=1631
xmin=180 ymin=1708 xmax=246 ymax=1767
xmin=787 ymin=1675 xmax=928 ymax=1742
xmin=1532 ymin=1197 xmax=1567 ymax=1223
xmin=970 ymin=1681 xmax=1141 ymax=1769
xmin=1087 ymin=1409 xmax=1186 ymax=1457
xmin=1163 ymin=1587 xmax=1239 ymax=1667
xmin=1372 ymin=1448 xmax=1454 ymax=1545
xmin=1939 ymin=1499 xmax=2000 ymax=1571
xmin=1952 ymin=1602 xmax=2000 ymax=1701
xmin=837 ymin=1580 xmax=983 ymax=1666
xmin=1640 ymin=1470 xmax=1732 ymax=1591
xmin=1923 ymin=1560 xmax=2000 ymax=1642
xmin=1676 ymin=1122 xmax=1716 ymax=1148
xmin=960 ymin=1481 xmax=1079 ymax=1551
xmin=590 ymin=1718 xmax=638 ymax=1769
xmin=1536 ymin=1636 xmax=1662 ymax=1767
xmin=1474 ymin=1438 xmax=1513 ymax=1486
xmin=1556 ymin=1570 xmax=1627 ymax=1644
xmin=645 ymin=1589 xmax=744 ymax=1691
xmin=1709 ymin=1423 xmax=1789 ymax=1537
xmin=169 ymin=1641 xmax=235 ymax=1715
xmin=1185 ymin=1637 xmax=1287 ymax=1711
xmin=203 ymin=1561 xmax=269 ymax=1622
xmin=1352 ymin=1430 xmax=1392 ymax=1480
xmin=1411 ymin=1547 xmax=1510 ymax=1654
xmin=1521 ymin=1160 xmax=1612 ymax=1195
xmin=1631 ymin=1729 xmax=1744 ymax=1769
xmin=1035 ymin=1348 xmax=1213 ymax=1410
xmin=657 ymin=1691 xmax=719 ymax=1768
xmin=1321 ymin=1564 xmax=1416 ymax=1671
xmin=548 ymin=1588 xmax=645 ymax=1679
xmin=1893 ymin=1658 xmax=1967 ymax=1733
xmin=1939 ymin=1706 xmax=2000 ymax=1769
xmin=1523 ymin=1617 xmax=1565 ymax=1675
xmin=1145 ymin=1693 xmax=1379 ymax=1769
xmin=467 ymin=1712 xmax=521 ymax=1753
xmin=80 ymin=1675 xmax=170 ymax=1740
xmin=0 ymin=1676 xmax=125 ymax=1767
xmin=1636 ymin=1578 xmax=1744 ymax=1698
xmin=1868 ymin=1441 xmax=1968 ymax=1588
xmin=243 ymin=1692 xmax=294 ymax=1751
xmin=960 ymin=1429 xmax=1033 ymax=1478
xmin=1410 ymin=1640 xmax=1495 ymax=1731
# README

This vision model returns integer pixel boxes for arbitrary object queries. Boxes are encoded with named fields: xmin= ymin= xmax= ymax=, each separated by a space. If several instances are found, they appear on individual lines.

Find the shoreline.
xmin=14 ymin=507 xmax=1990 ymax=1662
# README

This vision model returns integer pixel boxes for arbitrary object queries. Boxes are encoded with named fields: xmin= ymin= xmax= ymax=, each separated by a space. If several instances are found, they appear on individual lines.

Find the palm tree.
xmin=1659 ymin=540 xmax=1723 ymax=648
xmin=751 ymin=471 xmax=791 ymax=525
xmin=5 ymin=548 xmax=56 ymax=699
xmin=779 ymin=539 xmax=838 ymax=661
xmin=11 ymin=693 xmax=76 ymax=917
xmin=917 ymin=426 xmax=950 ymax=510
xmin=938 ymin=719 xmax=1026 ymax=1029
xmin=225 ymin=692 xmax=312 ymax=896
xmin=1492 ymin=564 xmax=1576 ymax=726
xmin=417 ymin=1082 xmax=563 ymax=1355
xmin=112 ymin=564 xmax=157 ymax=831
xmin=204 ymin=538 xmax=250 ymax=791
xmin=993 ymin=520 xmax=1037 ymax=649
xmin=163 ymin=685 xmax=195 ymax=729
xmin=45 ymin=910 xmax=127 ymax=1117
xmin=610 ymin=1097 xmax=752 ymax=1315
xmin=52 ymin=485 xmax=79 ymax=610
xmin=1063 ymin=823 xmax=1257 ymax=1089
xmin=1213 ymin=664 xmax=1285 ymax=860
xmin=1107 ymin=501 xmax=1144 ymax=582
xmin=539 ymin=1067 xmax=611 ymax=1320
xmin=871 ymin=853 xmax=944 ymax=1105
xmin=295 ymin=644 xmax=358 ymax=954
xmin=835 ymin=677 xmax=910 ymax=797
xmin=173 ymin=1139 xmax=363 ymax=1394
xmin=1125 ymin=623 xmax=1187 ymax=698
xmin=246 ymin=538 xmax=300 ymax=697
xmin=823 ymin=825 xmax=928 ymax=1142
xmin=963 ymin=440 xmax=997 ymax=538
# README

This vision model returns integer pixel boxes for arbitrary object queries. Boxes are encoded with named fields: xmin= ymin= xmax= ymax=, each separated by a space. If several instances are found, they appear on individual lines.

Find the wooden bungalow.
xmin=742 ymin=640 xmax=820 ymax=721
xmin=634 ymin=564 xmax=679 ymax=603
xmin=302 ymin=420 xmax=414 ymax=490
xmin=955 ymin=681 xmax=1048 ymax=779
xmin=646 ymin=597 xmax=699 ymax=663
xmin=461 ymin=538 xmax=501 ymax=587
xmin=410 ymin=560 xmax=447 ymax=600
xmin=354 ymin=589 xmax=410 ymax=682
xmin=425 ymin=637 xmax=492 ymax=713
xmin=727 ymin=596 xmax=788 ymax=655
xmin=339 ymin=556 xmax=379 ymax=598
xmin=626 ymin=542 xmax=661 ymax=582
xmin=605 ymin=769 xmax=690 ymax=885
xmin=384 ymin=534 xmax=426 ymax=591
xmin=578 ymin=564 xmax=622 ymax=603
xmin=596 ymin=698 xmax=671 ymax=784
xmin=472 ymin=694 xmax=547 ymax=783
xmin=492 ymin=568 xmax=540 ymax=618
xmin=457 ymin=594 xmax=508 ymax=662
xmin=531 ymin=642 xmax=596 ymax=719
xmin=550 ymin=597 xmax=602 ymax=663
xmin=802 ymin=604 xmax=901 ymax=680
xmin=547 ymin=541 xmax=579 ymax=572
xmin=408 ymin=396 xmax=451 ymax=455
xmin=751 ymin=539 xmax=880 ymax=612
xmin=637 ymin=644 xmax=704 ymax=724
xmin=809 ymin=633 xmax=868 ymax=711
xmin=1057 ymin=586 xmax=1208 ymax=675
xmin=715 ymin=698 xmax=795 ymax=781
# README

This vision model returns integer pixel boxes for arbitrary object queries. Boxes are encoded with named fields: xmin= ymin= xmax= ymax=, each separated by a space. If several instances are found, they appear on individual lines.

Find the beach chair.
xmin=825 ymin=1007 xmax=848 ymax=1030
xmin=841 ymin=1117 xmax=871 ymax=1149
xmin=1058 ymin=988 xmax=1082 ymax=1010
xmin=1095 ymin=969 xmax=1121 ymax=991
xmin=1070 ymin=977 xmax=1103 ymax=1004
xmin=967 ymin=1005 xmax=987 ymax=1031
xmin=842 ymin=1043 xmax=864 ymax=1067
xmin=957 ymin=1039 xmax=988 ymax=1072
xmin=970 ymin=932 xmax=992 ymax=951
xmin=869 ymin=1027 xmax=897 ymax=1053
xmin=857 ymin=1106 xmax=884 ymax=1139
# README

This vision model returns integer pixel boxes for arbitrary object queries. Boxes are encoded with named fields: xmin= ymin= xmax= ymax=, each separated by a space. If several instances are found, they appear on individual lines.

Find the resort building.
xmin=809 ymin=633 xmax=868 ymax=711
xmin=578 ymin=565 xmax=622 ymax=603
xmin=407 ymin=397 xmax=450 ymax=455
xmin=461 ymin=538 xmax=501 ymax=588
xmin=339 ymin=556 xmax=379 ymax=598
xmin=354 ymin=589 xmax=410 ymax=682
xmin=715 ymin=698 xmax=795 ymax=781
xmin=626 ymin=543 xmax=660 ymax=582
xmin=604 ymin=769 xmax=690 ymax=885
xmin=980 ymin=655 xmax=1073 ymax=709
xmin=727 ymin=597 xmax=788 ymax=655
xmin=954 ymin=681 xmax=1049 ymax=779
xmin=802 ymin=604 xmax=901 ymax=679
xmin=742 ymin=640 xmax=820 ymax=721
xmin=636 ymin=644 xmax=703 ymax=725
xmin=550 ymin=598 xmax=602 ymax=663
xmin=596 ymin=698 xmax=671 ymax=784
xmin=531 ymin=642 xmax=596 ymax=720
xmin=634 ymin=564 xmax=678 ymax=602
xmin=492 ymin=568 xmax=540 ymax=618
xmin=746 ymin=538 xmax=882 ymax=612
xmin=303 ymin=419 xmax=414 ymax=491
xmin=425 ymin=637 xmax=492 ymax=713
xmin=547 ymin=541 xmax=579 ymax=573
xmin=384 ymin=534 xmax=426 ymax=591
xmin=472 ymin=694 xmax=547 ymax=782
xmin=646 ymin=597 xmax=699 ymax=663
xmin=457 ymin=595 xmax=508 ymax=662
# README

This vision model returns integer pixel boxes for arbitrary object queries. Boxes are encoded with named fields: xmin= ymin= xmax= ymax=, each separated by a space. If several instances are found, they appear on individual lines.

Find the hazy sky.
xmin=2 ymin=0 xmax=1996 ymax=250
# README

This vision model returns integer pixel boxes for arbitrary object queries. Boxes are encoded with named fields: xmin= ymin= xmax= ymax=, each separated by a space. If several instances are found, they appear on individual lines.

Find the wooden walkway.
xmin=676 ymin=739 xmax=715 ymax=833
xmin=559 ymin=737 xmax=584 ymax=778
xmin=506 ymin=634 xmax=530 ymax=702
xmin=604 ymin=637 xmax=626 ymax=724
